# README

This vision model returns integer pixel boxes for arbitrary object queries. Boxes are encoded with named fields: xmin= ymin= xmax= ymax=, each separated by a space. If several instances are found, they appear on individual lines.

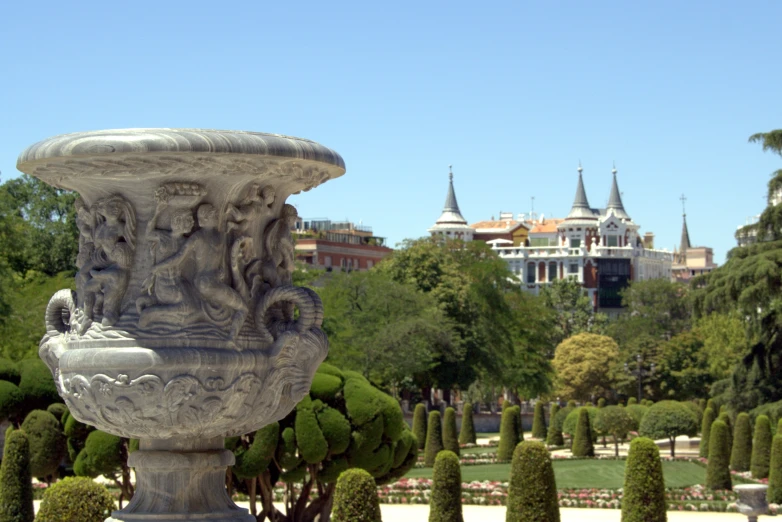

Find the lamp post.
xmin=625 ymin=354 xmax=655 ymax=403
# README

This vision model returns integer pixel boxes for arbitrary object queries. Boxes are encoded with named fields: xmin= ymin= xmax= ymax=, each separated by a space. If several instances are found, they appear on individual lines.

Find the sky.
xmin=1 ymin=1 xmax=780 ymax=263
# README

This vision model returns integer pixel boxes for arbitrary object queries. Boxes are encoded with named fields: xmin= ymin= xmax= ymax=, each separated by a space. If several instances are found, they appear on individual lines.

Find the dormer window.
xmin=606 ymin=235 xmax=618 ymax=247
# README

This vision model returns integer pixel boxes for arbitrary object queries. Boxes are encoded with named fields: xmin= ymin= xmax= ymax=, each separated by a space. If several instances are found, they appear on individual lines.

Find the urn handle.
xmin=253 ymin=286 xmax=324 ymax=345
xmin=45 ymin=289 xmax=77 ymax=336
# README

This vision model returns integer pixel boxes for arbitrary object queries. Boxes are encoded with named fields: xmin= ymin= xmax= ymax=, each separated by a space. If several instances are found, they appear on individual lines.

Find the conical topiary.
xmin=707 ymin=398 xmax=715 ymax=411
xmin=597 ymin=398 xmax=606 ymax=408
xmin=706 ymin=420 xmax=732 ymax=490
xmin=730 ymin=412 xmax=752 ymax=472
xmin=505 ymin=441 xmax=559 ymax=522
xmin=699 ymin=407 xmax=715 ymax=458
xmin=567 ymin=400 xmax=577 ymax=408
xmin=621 ymin=437 xmax=666 ymax=522
xmin=498 ymin=405 xmax=521 ymax=461
xmin=546 ymin=403 xmax=564 ymax=446
xmin=429 ymin=450 xmax=463 ymax=522
xmin=459 ymin=402 xmax=476 ymax=445
xmin=532 ymin=401 xmax=547 ymax=439
xmin=751 ymin=414 xmax=772 ymax=479
xmin=718 ymin=412 xmax=733 ymax=456
xmin=571 ymin=408 xmax=594 ymax=457
xmin=628 ymin=397 xmax=638 ymax=405
xmin=331 ymin=468 xmax=382 ymax=522
xmin=0 ymin=429 xmax=34 ymax=522
xmin=412 ymin=403 xmax=427 ymax=450
xmin=424 ymin=410 xmax=444 ymax=467
xmin=442 ymin=407 xmax=460 ymax=456
xmin=769 ymin=433 xmax=782 ymax=504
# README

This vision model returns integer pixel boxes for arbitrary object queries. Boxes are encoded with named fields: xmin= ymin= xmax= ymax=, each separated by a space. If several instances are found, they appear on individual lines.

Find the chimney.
xmin=643 ymin=232 xmax=654 ymax=249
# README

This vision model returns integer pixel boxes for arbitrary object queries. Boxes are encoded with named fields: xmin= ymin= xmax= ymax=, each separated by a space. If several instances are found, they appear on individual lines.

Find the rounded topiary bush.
xmin=0 ymin=429 xmax=34 ymax=522
xmin=730 ymin=412 xmax=752 ymax=472
xmin=769 ymin=434 xmax=782 ymax=504
xmin=412 ymin=403 xmax=428 ymax=450
xmin=46 ymin=403 xmax=68 ymax=422
xmin=567 ymin=400 xmax=577 ymax=408
xmin=73 ymin=430 xmax=123 ymax=478
xmin=628 ymin=397 xmax=638 ymax=405
xmin=20 ymin=409 xmax=66 ymax=479
xmin=424 ymin=410 xmax=444 ymax=467
xmin=621 ymin=437 xmax=666 ymax=522
xmin=546 ymin=403 xmax=564 ymax=446
xmin=17 ymin=359 xmax=61 ymax=415
xmin=625 ymin=404 xmax=649 ymax=432
xmin=506 ymin=441 xmax=559 ymax=522
xmin=597 ymin=398 xmax=606 ymax=408
xmin=683 ymin=401 xmax=703 ymax=427
xmin=36 ymin=476 xmax=116 ymax=522
xmin=331 ymin=468 xmax=381 ymax=522
xmin=442 ymin=407 xmax=460 ymax=456
xmin=0 ymin=379 xmax=24 ymax=424
xmin=639 ymin=400 xmax=699 ymax=457
xmin=751 ymin=414 xmax=772 ymax=479
xmin=0 ymin=358 xmax=20 ymax=385
xmin=594 ymin=405 xmax=635 ymax=456
xmin=571 ymin=407 xmax=594 ymax=457
xmin=532 ymin=401 xmax=547 ymax=439
xmin=429 ymin=450 xmax=463 ymax=522
xmin=459 ymin=402 xmax=476 ymax=445
xmin=498 ymin=405 xmax=521 ymax=461
xmin=706 ymin=420 xmax=732 ymax=490
xmin=699 ymin=407 xmax=715 ymax=458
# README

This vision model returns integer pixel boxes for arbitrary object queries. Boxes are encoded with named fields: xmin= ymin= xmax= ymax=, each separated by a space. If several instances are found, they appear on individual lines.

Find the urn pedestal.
xmin=17 ymin=129 xmax=345 ymax=521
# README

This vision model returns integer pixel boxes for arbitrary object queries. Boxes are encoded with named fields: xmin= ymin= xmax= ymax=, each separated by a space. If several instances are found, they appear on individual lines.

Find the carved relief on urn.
xmin=18 ymin=129 xmax=345 ymax=521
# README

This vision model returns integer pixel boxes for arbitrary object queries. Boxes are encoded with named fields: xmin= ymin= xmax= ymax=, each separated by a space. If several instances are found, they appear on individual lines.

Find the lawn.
xmin=405 ymin=459 xmax=705 ymax=489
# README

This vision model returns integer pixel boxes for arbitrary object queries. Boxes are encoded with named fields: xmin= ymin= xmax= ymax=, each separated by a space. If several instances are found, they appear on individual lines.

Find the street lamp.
xmin=625 ymin=354 xmax=655 ymax=403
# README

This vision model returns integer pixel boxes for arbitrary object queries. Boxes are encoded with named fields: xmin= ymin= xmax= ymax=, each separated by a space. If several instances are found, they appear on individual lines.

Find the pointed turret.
xmin=606 ymin=164 xmax=630 ymax=220
xmin=680 ymin=214 xmax=691 ymax=253
xmin=566 ymin=163 xmax=597 ymax=219
xmin=435 ymin=166 xmax=468 ymax=225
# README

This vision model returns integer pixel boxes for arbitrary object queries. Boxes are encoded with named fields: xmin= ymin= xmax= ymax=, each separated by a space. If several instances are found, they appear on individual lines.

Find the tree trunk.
xmin=670 ymin=436 xmax=676 ymax=457
xmin=614 ymin=440 xmax=619 ymax=457
xmin=247 ymin=477 xmax=257 ymax=516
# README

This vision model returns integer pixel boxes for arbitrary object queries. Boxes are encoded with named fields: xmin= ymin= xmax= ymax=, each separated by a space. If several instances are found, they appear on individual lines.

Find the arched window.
xmin=548 ymin=261 xmax=557 ymax=282
xmin=526 ymin=262 xmax=536 ymax=283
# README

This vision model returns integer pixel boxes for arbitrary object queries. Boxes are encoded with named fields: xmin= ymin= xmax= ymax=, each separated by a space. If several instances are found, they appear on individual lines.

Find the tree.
xmin=657 ymin=331 xmax=712 ymax=401
xmin=227 ymin=363 xmax=416 ymax=522
xmin=730 ymin=412 xmax=753 ymax=472
xmin=458 ymin=402 xmax=476 ymax=445
xmin=424 ymin=411 xmax=444 ymax=467
xmin=429 ymin=451 xmax=463 ymax=522
xmin=505 ymin=441 xmax=560 ymax=522
xmin=0 ymin=428 xmax=34 ymax=522
xmin=621 ymin=438 xmax=666 ymax=522
xmin=571 ymin=408 xmax=594 ymax=457
xmin=552 ymin=333 xmax=619 ymax=401
xmin=412 ymin=403 xmax=428 ymax=450
xmin=442 ymin=407 xmax=459 ymax=456
xmin=331 ymin=469 xmax=381 ymax=522
xmin=625 ymin=404 xmax=649 ymax=432
xmin=639 ymin=401 xmax=698 ymax=457
xmin=694 ymin=312 xmax=754 ymax=381
xmin=540 ymin=278 xmax=607 ymax=348
xmin=706 ymin=420 xmax=732 ymax=490
xmin=20 ymin=409 xmax=66 ymax=481
xmin=594 ymin=406 xmax=635 ymax=456
xmin=531 ymin=401 xmax=547 ymax=439
xmin=750 ymin=414 xmax=772 ymax=479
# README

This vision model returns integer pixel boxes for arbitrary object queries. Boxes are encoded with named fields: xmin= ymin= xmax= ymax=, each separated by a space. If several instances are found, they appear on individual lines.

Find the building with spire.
xmin=428 ymin=166 xmax=474 ymax=241
xmin=671 ymin=196 xmax=717 ymax=282
xmin=429 ymin=164 xmax=673 ymax=311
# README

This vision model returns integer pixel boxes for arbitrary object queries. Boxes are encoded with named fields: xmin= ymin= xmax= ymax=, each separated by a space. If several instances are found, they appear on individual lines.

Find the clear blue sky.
xmin=1 ymin=1 xmax=780 ymax=262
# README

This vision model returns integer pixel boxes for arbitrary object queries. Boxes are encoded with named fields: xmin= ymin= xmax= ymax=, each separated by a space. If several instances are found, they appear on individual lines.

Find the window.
xmin=527 ymin=262 xmax=536 ymax=283
xmin=570 ymin=238 xmax=581 ymax=249
xmin=569 ymin=263 xmax=579 ymax=274
xmin=606 ymin=235 xmax=618 ymax=247
xmin=324 ymin=256 xmax=332 ymax=267
xmin=529 ymin=238 xmax=550 ymax=247
xmin=548 ymin=262 xmax=558 ymax=282
xmin=367 ymin=260 xmax=373 ymax=269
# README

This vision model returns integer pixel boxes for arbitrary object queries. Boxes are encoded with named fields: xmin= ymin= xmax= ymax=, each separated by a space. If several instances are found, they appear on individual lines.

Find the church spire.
xmin=679 ymin=194 xmax=691 ymax=253
xmin=606 ymin=163 xmax=630 ymax=219
xmin=566 ymin=163 xmax=596 ymax=219
xmin=435 ymin=165 xmax=468 ymax=225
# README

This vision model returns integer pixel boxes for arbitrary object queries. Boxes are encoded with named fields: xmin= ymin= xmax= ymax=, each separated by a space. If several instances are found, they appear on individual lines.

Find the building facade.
xmin=671 ymin=212 xmax=717 ymax=282
xmin=430 ymin=165 xmax=674 ymax=310
xmin=293 ymin=218 xmax=393 ymax=271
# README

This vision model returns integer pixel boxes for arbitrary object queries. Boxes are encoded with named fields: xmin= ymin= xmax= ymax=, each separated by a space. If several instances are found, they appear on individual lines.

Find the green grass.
xmin=405 ymin=459 xmax=706 ymax=489
xmin=461 ymin=446 xmax=497 ymax=455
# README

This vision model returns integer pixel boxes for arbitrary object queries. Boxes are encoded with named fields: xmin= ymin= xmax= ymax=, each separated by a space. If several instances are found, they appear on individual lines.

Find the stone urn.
xmin=17 ymin=129 xmax=345 ymax=521
xmin=734 ymin=484 xmax=769 ymax=522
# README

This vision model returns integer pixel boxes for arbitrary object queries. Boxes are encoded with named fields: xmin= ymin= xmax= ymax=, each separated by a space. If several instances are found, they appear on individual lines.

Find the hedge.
xmin=706 ymin=420 xmax=732 ymax=490
xmin=730 ymin=412 xmax=752 ymax=472
xmin=751 ymin=414 xmax=772 ymax=479
xmin=506 ymin=441 xmax=559 ymax=522
xmin=424 ymin=411 xmax=444 ymax=467
xmin=0 ymin=428 xmax=34 ymax=522
xmin=571 ymin=407 xmax=594 ymax=457
xmin=621 ymin=437 xmax=665 ymax=522
xmin=442 ymin=407 xmax=460 ymax=456
xmin=429 ymin=450 xmax=463 ymax=522
xmin=413 ymin=403 xmax=427 ymax=450
xmin=497 ymin=406 xmax=521 ymax=461
xmin=531 ymin=401 xmax=547 ymax=439
xmin=459 ymin=402 xmax=476 ymax=445
xmin=699 ymin=407 xmax=715 ymax=458
xmin=546 ymin=403 xmax=564 ymax=446
xmin=769 ymin=434 xmax=782 ymax=504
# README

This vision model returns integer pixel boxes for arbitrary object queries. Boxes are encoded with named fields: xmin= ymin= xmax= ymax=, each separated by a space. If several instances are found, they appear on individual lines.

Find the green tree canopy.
xmin=540 ymin=278 xmax=607 ymax=348
xmin=552 ymin=333 xmax=619 ymax=401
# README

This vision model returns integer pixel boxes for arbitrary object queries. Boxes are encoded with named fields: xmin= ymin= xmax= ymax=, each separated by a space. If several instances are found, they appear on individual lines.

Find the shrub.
xmin=706 ymin=420 xmax=732 ymax=490
xmin=0 ymin=429 xmax=34 ymax=522
xmin=625 ymin=404 xmax=649 ymax=432
xmin=442 ymin=407 xmax=460 ymax=456
xmin=532 ymin=401 xmax=547 ymax=439
xmin=46 ymin=403 xmax=68 ymax=422
xmin=458 ymin=402 xmax=476 ymax=445
xmin=563 ymin=407 xmax=597 ymax=441
xmin=233 ymin=422 xmax=279 ymax=480
xmin=571 ymin=407 xmax=594 ymax=457
xmin=412 ymin=403 xmax=427 ymax=450
xmin=639 ymin=400 xmax=699 ymax=457
xmin=20 ymin=409 xmax=66 ymax=479
xmin=36 ymin=476 xmax=116 ymax=522
xmin=751 ymin=415 xmax=772 ymax=479
xmin=424 ymin=411 xmax=443 ymax=467
xmin=331 ymin=468 xmax=381 ymax=522
xmin=0 ymin=380 xmax=24 ymax=424
xmin=498 ymin=406 xmax=521 ymax=461
xmin=683 ymin=401 xmax=703 ymax=427
xmin=597 ymin=398 xmax=606 ymax=408
xmin=730 ymin=412 xmax=752 ymax=472
xmin=707 ymin=398 xmax=715 ymax=411
xmin=506 ymin=441 xmax=559 ymax=522
xmin=429 ymin=450 xmax=463 ymax=522
xmin=769 ymin=433 xmax=782 ymax=504
xmin=621 ymin=437 xmax=665 ymax=522
xmin=718 ymin=411 xmax=733 ymax=452
xmin=628 ymin=397 xmax=638 ymax=405
xmin=567 ymin=400 xmax=576 ymax=408
xmin=594 ymin=405 xmax=635 ymax=456
xmin=0 ymin=358 xmax=20 ymax=385
xmin=546 ymin=403 xmax=564 ymax=446
xmin=698 ymin=398 xmax=706 ymax=410
xmin=699 ymin=407 xmax=715 ymax=458
xmin=17 ymin=359 xmax=61 ymax=416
